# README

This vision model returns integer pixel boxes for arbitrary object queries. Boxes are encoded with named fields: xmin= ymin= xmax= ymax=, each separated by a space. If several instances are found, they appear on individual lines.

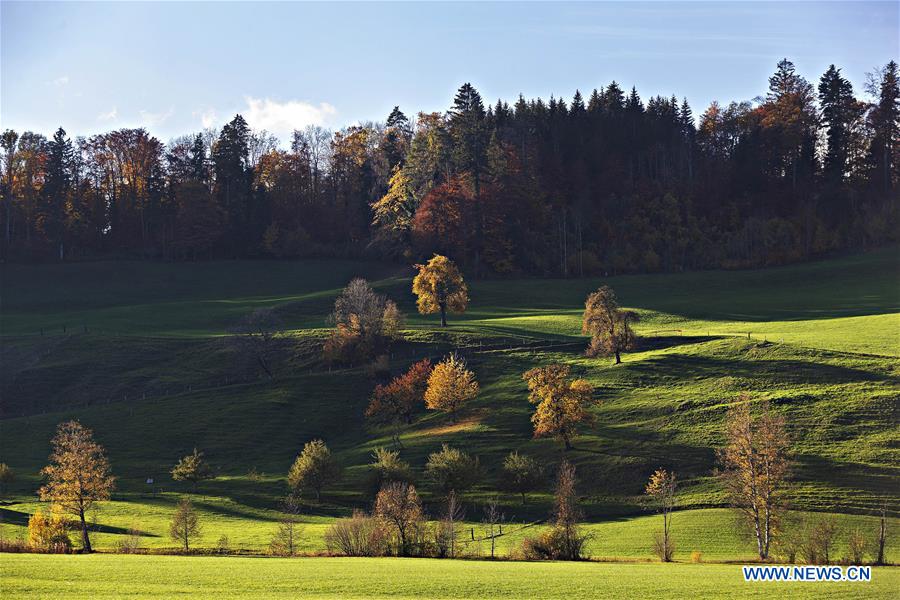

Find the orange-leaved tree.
xmin=366 ymin=359 xmax=433 ymax=446
xmin=582 ymin=286 xmax=639 ymax=364
xmin=425 ymin=354 xmax=478 ymax=422
xmin=412 ymin=254 xmax=468 ymax=327
xmin=523 ymin=364 xmax=596 ymax=450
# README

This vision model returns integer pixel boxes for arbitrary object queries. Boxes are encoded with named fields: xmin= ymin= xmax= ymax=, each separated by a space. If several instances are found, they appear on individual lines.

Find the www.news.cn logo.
xmin=743 ymin=565 xmax=872 ymax=582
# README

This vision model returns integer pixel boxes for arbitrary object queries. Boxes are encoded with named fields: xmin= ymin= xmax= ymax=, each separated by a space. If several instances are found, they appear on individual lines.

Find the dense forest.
xmin=1 ymin=59 xmax=897 ymax=275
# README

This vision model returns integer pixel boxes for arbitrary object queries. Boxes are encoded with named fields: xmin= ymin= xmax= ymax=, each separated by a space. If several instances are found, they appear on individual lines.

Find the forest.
xmin=1 ymin=58 xmax=897 ymax=275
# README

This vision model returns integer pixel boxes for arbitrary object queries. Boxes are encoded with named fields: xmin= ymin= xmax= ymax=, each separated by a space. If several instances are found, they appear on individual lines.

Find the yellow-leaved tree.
xmin=523 ymin=364 xmax=596 ymax=450
xmin=425 ymin=354 xmax=478 ymax=422
xmin=412 ymin=254 xmax=468 ymax=327
xmin=39 ymin=420 xmax=115 ymax=553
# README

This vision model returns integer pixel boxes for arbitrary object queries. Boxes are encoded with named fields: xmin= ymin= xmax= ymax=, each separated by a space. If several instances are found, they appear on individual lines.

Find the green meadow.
xmin=1 ymin=248 xmax=898 ymax=575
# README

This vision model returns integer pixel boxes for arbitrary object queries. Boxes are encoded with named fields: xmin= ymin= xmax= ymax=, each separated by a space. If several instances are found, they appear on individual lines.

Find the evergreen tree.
xmin=818 ymin=65 xmax=855 ymax=184
xmin=867 ymin=60 xmax=899 ymax=194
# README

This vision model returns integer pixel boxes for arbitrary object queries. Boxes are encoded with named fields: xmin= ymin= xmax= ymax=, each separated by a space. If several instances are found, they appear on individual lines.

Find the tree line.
xmin=2 ymin=59 xmax=897 ymax=273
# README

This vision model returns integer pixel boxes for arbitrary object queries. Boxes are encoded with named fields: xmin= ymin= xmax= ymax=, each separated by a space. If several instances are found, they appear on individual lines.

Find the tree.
xmin=171 ymin=448 xmax=214 ymax=490
xmin=582 ymin=286 xmax=640 ymax=363
xmin=874 ymin=503 xmax=888 ymax=565
xmin=502 ymin=451 xmax=543 ymax=504
xmin=0 ymin=462 xmax=14 ymax=496
xmin=818 ymin=65 xmax=856 ymax=184
xmin=523 ymin=364 xmax=596 ymax=449
xmin=228 ymin=307 xmax=283 ymax=379
xmin=644 ymin=468 xmax=677 ymax=562
xmin=366 ymin=447 xmax=413 ymax=497
xmin=39 ymin=420 xmax=115 ymax=552
xmin=374 ymin=482 xmax=424 ymax=556
xmin=366 ymin=359 xmax=432 ymax=446
xmin=424 ymin=353 xmax=478 ymax=421
xmin=269 ymin=496 xmax=302 ymax=556
xmin=169 ymin=497 xmax=201 ymax=552
xmin=412 ymin=254 xmax=468 ymax=327
xmin=482 ymin=497 xmax=504 ymax=558
xmin=325 ymin=278 xmax=403 ymax=364
xmin=867 ymin=60 xmax=899 ymax=194
xmin=425 ymin=444 xmax=480 ymax=496
xmin=718 ymin=396 xmax=790 ymax=560
xmin=287 ymin=439 xmax=342 ymax=502
xmin=434 ymin=490 xmax=465 ymax=558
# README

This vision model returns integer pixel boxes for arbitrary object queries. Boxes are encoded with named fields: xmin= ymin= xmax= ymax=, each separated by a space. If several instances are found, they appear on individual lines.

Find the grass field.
xmin=2 ymin=554 xmax=898 ymax=599
xmin=0 ymin=248 xmax=898 ymax=566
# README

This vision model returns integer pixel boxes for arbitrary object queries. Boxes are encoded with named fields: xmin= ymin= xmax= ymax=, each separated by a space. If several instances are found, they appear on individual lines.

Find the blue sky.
xmin=2 ymin=1 xmax=897 ymax=143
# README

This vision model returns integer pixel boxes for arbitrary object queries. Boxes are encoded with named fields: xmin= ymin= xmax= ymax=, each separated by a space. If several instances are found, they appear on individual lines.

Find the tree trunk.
xmin=614 ymin=350 xmax=621 ymax=364
xmin=439 ymin=302 xmax=447 ymax=327
xmin=79 ymin=507 xmax=92 ymax=553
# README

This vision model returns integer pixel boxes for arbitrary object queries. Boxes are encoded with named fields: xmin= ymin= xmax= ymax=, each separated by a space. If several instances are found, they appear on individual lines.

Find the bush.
xmin=804 ymin=517 xmax=840 ymax=565
xmin=520 ymin=526 xmax=589 ymax=561
xmin=28 ymin=507 xmax=72 ymax=553
xmin=324 ymin=510 xmax=389 ymax=557
xmin=116 ymin=526 xmax=143 ymax=554
xmin=846 ymin=529 xmax=866 ymax=564
xmin=691 ymin=550 xmax=703 ymax=563
xmin=653 ymin=531 xmax=676 ymax=562
xmin=216 ymin=535 xmax=230 ymax=555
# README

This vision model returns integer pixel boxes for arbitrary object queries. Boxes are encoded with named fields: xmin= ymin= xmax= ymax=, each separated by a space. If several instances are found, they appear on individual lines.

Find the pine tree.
xmin=867 ymin=60 xmax=899 ymax=194
xmin=818 ymin=65 xmax=855 ymax=184
xmin=42 ymin=128 xmax=73 ymax=259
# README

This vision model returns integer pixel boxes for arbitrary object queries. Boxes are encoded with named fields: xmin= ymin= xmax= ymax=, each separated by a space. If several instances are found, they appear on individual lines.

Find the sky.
xmin=1 ymin=1 xmax=897 ymax=143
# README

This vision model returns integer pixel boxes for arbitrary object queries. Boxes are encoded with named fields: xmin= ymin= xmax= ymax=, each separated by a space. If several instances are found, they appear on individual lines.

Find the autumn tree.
xmin=39 ymin=420 xmax=115 ymax=552
xmin=644 ymin=468 xmax=677 ymax=562
xmin=523 ymin=364 xmax=596 ymax=449
xmin=170 ymin=497 xmax=201 ymax=552
xmin=374 ymin=482 xmax=425 ymax=556
xmin=424 ymin=354 xmax=478 ymax=422
xmin=324 ymin=278 xmax=404 ymax=365
xmin=425 ymin=444 xmax=480 ymax=497
xmin=522 ymin=460 xmax=589 ymax=560
xmin=171 ymin=448 xmax=214 ymax=490
xmin=288 ymin=439 xmax=342 ymax=502
xmin=582 ymin=286 xmax=640 ymax=364
xmin=228 ymin=307 xmax=283 ymax=379
xmin=412 ymin=254 xmax=468 ymax=327
xmin=718 ymin=396 xmax=790 ymax=561
xmin=366 ymin=359 xmax=432 ymax=446
xmin=502 ymin=451 xmax=544 ymax=504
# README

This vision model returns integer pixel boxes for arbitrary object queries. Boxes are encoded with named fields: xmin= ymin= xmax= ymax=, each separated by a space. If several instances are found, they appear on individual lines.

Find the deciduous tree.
xmin=644 ymin=468 xmax=677 ymax=562
xmin=425 ymin=444 xmax=480 ymax=496
xmin=169 ymin=497 xmax=201 ymax=552
xmin=412 ymin=254 xmax=468 ymax=327
xmin=523 ymin=364 xmax=596 ymax=449
xmin=288 ymin=439 xmax=342 ymax=502
xmin=374 ymin=482 xmax=424 ymax=556
xmin=171 ymin=448 xmax=214 ymax=490
xmin=424 ymin=354 xmax=478 ymax=421
xmin=718 ymin=396 xmax=790 ymax=561
xmin=582 ymin=286 xmax=640 ymax=363
xmin=39 ymin=420 xmax=115 ymax=552
xmin=502 ymin=451 xmax=543 ymax=504
xmin=366 ymin=359 xmax=432 ymax=446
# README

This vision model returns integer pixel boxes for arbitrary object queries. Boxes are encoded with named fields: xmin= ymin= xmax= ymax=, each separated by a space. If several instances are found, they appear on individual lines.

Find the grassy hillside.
xmin=0 ymin=247 xmax=897 ymax=555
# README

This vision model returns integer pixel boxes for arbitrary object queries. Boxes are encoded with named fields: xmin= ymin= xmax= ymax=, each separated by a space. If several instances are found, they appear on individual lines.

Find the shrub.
xmin=116 ymin=525 xmax=143 ymax=554
xmin=216 ymin=535 xmax=230 ymax=555
xmin=846 ymin=529 xmax=866 ymax=564
xmin=374 ymin=482 xmax=426 ymax=557
xmin=521 ymin=526 xmax=589 ymax=561
xmin=324 ymin=510 xmax=389 ymax=557
xmin=804 ymin=516 xmax=839 ymax=565
xmin=653 ymin=531 xmax=676 ymax=562
xmin=691 ymin=550 xmax=703 ymax=563
xmin=28 ymin=507 xmax=72 ymax=553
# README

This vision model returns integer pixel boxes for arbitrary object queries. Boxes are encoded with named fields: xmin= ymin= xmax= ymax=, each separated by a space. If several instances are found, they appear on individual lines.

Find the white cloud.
xmin=242 ymin=97 xmax=336 ymax=137
xmin=49 ymin=75 xmax=69 ymax=87
xmin=138 ymin=107 xmax=175 ymax=128
xmin=192 ymin=107 xmax=218 ymax=129
xmin=97 ymin=107 xmax=118 ymax=122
